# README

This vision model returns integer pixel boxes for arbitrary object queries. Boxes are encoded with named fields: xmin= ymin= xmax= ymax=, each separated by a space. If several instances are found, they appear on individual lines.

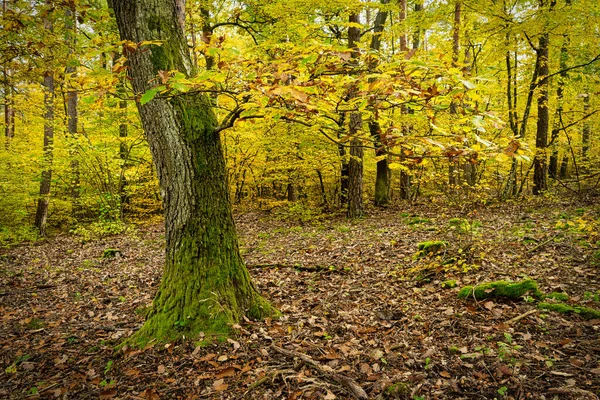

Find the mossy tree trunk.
xmin=110 ymin=0 xmax=277 ymax=346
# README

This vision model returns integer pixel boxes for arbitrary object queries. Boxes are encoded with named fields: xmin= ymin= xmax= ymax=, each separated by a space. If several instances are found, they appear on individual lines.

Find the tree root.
xmin=271 ymin=344 xmax=368 ymax=399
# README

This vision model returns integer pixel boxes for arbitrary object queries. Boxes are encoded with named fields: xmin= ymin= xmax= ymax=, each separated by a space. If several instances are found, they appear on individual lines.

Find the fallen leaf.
xmin=213 ymin=378 xmax=228 ymax=391
xmin=99 ymin=389 xmax=117 ymax=399
xmin=227 ymin=338 xmax=240 ymax=351
xmin=215 ymin=366 xmax=236 ymax=379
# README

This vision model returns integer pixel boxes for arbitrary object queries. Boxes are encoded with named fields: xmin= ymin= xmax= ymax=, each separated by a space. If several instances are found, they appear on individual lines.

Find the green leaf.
xmin=140 ymin=87 xmax=161 ymax=105
xmin=460 ymin=79 xmax=476 ymax=90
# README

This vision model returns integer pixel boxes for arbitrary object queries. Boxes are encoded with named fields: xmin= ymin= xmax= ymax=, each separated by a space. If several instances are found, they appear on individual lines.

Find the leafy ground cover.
xmin=1 ymin=201 xmax=599 ymax=399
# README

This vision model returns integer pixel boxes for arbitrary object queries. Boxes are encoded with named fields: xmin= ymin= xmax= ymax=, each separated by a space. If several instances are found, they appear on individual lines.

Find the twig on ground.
xmin=271 ymin=344 xmax=368 ymax=399
xmin=548 ymin=387 xmax=598 ymax=399
xmin=505 ymin=309 xmax=538 ymax=326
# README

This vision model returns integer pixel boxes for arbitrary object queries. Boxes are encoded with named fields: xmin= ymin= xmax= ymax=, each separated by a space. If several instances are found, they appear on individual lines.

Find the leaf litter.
xmin=0 ymin=201 xmax=599 ymax=399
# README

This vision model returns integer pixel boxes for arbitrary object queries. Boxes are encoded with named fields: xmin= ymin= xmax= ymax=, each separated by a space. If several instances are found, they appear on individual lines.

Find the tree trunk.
xmin=412 ymin=3 xmax=423 ymax=50
xmin=369 ymin=0 xmax=391 ymax=206
xmin=533 ymin=31 xmax=550 ymax=195
xmin=110 ymin=0 xmax=277 ymax=345
xmin=3 ymin=0 xmax=14 ymax=150
xmin=339 ymin=142 xmax=349 ymax=205
xmin=348 ymin=123 xmax=364 ymax=218
xmin=398 ymin=0 xmax=411 ymax=200
xmin=549 ymin=27 xmax=569 ymax=179
xmin=3 ymin=69 xmax=14 ymax=150
xmin=559 ymin=154 xmax=568 ymax=178
xmin=582 ymin=91 xmax=591 ymax=162
xmin=347 ymin=12 xmax=364 ymax=218
xmin=286 ymin=182 xmax=297 ymax=202
xmin=34 ymin=2 xmax=54 ymax=236
xmin=65 ymin=6 xmax=80 ymax=209
xmin=448 ymin=1 xmax=461 ymax=187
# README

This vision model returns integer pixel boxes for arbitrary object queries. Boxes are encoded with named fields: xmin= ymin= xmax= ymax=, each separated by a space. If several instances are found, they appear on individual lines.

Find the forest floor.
xmin=1 ymin=200 xmax=600 ymax=399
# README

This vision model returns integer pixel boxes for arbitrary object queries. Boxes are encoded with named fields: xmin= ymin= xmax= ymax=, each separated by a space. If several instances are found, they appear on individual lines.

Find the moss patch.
xmin=102 ymin=248 xmax=120 ymax=259
xmin=415 ymin=240 xmax=447 ymax=258
xmin=538 ymin=302 xmax=600 ymax=320
xmin=441 ymin=280 xmax=457 ymax=289
xmin=543 ymin=292 xmax=569 ymax=302
xmin=457 ymin=279 xmax=542 ymax=300
xmin=386 ymin=381 xmax=411 ymax=398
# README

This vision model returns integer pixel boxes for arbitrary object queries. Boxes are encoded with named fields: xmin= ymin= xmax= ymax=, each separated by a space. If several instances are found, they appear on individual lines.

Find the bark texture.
xmin=533 ymin=31 xmax=549 ymax=195
xmin=34 ymin=3 xmax=54 ymax=236
xmin=347 ymin=13 xmax=364 ymax=218
xmin=65 ymin=6 xmax=80 ymax=206
xmin=111 ymin=0 xmax=277 ymax=345
xmin=369 ymin=1 xmax=391 ymax=206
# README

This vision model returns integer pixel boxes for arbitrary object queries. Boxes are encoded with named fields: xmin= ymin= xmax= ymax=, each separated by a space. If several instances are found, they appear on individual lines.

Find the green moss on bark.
xmin=457 ymin=279 xmax=542 ymax=300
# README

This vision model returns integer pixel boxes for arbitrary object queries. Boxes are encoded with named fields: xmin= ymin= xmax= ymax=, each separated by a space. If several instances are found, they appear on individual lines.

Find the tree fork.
xmin=110 ymin=0 xmax=278 ymax=346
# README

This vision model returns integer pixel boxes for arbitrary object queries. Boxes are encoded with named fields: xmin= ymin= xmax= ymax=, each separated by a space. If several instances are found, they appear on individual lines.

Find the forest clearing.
xmin=1 ymin=202 xmax=600 ymax=399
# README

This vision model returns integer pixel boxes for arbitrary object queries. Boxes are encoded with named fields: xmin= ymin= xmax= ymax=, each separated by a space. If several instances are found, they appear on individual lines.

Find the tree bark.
xmin=369 ymin=0 xmax=391 ymax=206
xmin=65 ymin=5 xmax=80 ymax=209
xmin=347 ymin=12 xmax=364 ymax=218
xmin=448 ymin=1 xmax=461 ymax=186
xmin=533 ymin=31 xmax=550 ymax=195
xmin=549 ymin=28 xmax=569 ymax=179
xmin=3 ymin=0 xmax=14 ymax=150
xmin=412 ymin=3 xmax=423 ymax=50
xmin=398 ymin=0 xmax=411 ymax=200
xmin=34 ymin=1 xmax=54 ymax=236
xmin=110 ymin=0 xmax=277 ymax=345
xmin=581 ymin=92 xmax=591 ymax=162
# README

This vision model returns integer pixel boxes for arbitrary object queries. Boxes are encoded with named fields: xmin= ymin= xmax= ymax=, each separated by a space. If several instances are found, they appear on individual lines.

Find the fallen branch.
xmin=271 ymin=345 xmax=368 ymax=399
xmin=527 ymin=233 xmax=562 ymax=254
xmin=247 ymin=264 xmax=342 ymax=273
xmin=244 ymin=369 xmax=297 ymax=396
xmin=548 ymin=387 xmax=598 ymax=399
xmin=0 ymin=284 xmax=56 ymax=297
xmin=505 ymin=309 xmax=538 ymax=326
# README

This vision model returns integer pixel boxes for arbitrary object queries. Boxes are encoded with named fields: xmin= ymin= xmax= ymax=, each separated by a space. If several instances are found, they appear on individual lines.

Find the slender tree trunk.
xmin=533 ymin=31 xmax=550 ymax=195
xmin=338 ymin=138 xmax=349 ymax=205
xmin=34 ymin=2 xmax=54 ymax=236
xmin=110 ymin=0 xmax=277 ymax=346
xmin=286 ymin=182 xmax=297 ymax=202
xmin=559 ymin=154 xmax=568 ymax=178
xmin=412 ymin=3 xmax=422 ymax=50
xmin=581 ymin=91 xmax=591 ymax=162
xmin=316 ymin=169 xmax=328 ymax=206
xmin=448 ymin=1 xmax=461 ymax=186
xmin=65 ymin=6 xmax=80 ymax=209
xmin=549 ymin=29 xmax=569 ymax=179
xmin=347 ymin=12 xmax=364 ymax=218
xmin=369 ymin=0 xmax=391 ymax=206
xmin=3 ymin=69 xmax=14 ymax=150
xmin=398 ymin=0 xmax=411 ymax=200
xmin=3 ymin=0 xmax=14 ymax=150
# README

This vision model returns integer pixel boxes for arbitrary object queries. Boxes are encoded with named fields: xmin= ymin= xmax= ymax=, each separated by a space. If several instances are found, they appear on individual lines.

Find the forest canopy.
xmin=0 ymin=0 xmax=598 ymax=239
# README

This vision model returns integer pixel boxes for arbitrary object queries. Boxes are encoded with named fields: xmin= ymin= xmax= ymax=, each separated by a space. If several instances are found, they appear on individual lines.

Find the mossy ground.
xmin=457 ymin=279 xmax=542 ymax=300
xmin=415 ymin=240 xmax=447 ymax=259
xmin=538 ymin=302 xmax=600 ymax=320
